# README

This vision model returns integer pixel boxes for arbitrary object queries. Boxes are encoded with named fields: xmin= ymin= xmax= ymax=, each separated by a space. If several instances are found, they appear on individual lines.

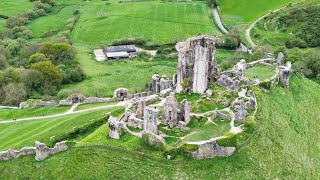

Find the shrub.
xmin=244 ymin=116 xmax=257 ymax=133
xmin=179 ymin=143 xmax=199 ymax=153
xmin=49 ymin=115 xmax=110 ymax=146
xmin=216 ymin=132 xmax=237 ymax=147
xmin=259 ymin=81 xmax=272 ymax=90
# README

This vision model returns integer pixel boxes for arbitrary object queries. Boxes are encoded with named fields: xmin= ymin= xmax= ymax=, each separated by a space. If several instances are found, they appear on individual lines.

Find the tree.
xmin=6 ymin=16 xmax=29 ymax=28
xmin=0 ymin=55 xmax=8 ymax=70
xmin=2 ymin=83 xmax=27 ymax=105
xmin=27 ymin=53 xmax=48 ymax=67
xmin=41 ymin=43 xmax=75 ymax=63
xmin=30 ymin=61 xmax=62 ymax=89
xmin=22 ymin=69 xmax=44 ymax=93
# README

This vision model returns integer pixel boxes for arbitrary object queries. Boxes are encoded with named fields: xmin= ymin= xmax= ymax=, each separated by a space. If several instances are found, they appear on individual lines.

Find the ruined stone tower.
xmin=175 ymin=36 xmax=218 ymax=94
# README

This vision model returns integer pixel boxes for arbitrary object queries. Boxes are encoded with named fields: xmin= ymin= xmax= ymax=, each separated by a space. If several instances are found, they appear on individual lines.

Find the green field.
xmin=0 ymin=107 xmax=122 ymax=151
xmin=244 ymin=65 xmax=277 ymax=81
xmin=0 ymin=106 xmax=69 ymax=121
xmin=219 ymin=0 xmax=299 ymax=26
xmin=0 ymin=0 xmax=33 ymax=17
xmin=29 ymin=5 xmax=80 ymax=37
xmin=61 ymin=45 xmax=177 ymax=97
xmin=70 ymin=1 xmax=220 ymax=45
xmin=1 ymin=75 xmax=319 ymax=178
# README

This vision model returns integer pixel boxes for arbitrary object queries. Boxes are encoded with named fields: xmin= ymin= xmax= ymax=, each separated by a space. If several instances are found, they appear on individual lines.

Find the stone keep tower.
xmin=175 ymin=36 xmax=218 ymax=94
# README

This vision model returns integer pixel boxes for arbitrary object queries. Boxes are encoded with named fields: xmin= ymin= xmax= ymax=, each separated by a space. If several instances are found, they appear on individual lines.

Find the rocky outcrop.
xmin=0 ymin=147 xmax=35 ymax=161
xmin=142 ymin=131 xmax=166 ymax=149
xmin=189 ymin=140 xmax=236 ymax=159
xmin=35 ymin=141 xmax=68 ymax=161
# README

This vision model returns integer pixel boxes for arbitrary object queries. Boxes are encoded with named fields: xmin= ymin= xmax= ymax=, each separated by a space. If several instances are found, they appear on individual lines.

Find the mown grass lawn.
xmin=0 ymin=107 xmax=122 ymax=151
xmin=0 ymin=106 xmax=70 ymax=121
xmin=244 ymin=65 xmax=276 ymax=81
xmin=183 ymin=118 xmax=231 ymax=142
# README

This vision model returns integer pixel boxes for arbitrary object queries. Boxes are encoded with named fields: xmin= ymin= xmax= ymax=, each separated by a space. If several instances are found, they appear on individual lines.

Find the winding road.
xmin=213 ymin=7 xmax=249 ymax=53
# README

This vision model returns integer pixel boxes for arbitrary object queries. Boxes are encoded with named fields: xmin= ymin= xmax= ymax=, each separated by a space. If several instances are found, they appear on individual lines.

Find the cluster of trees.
xmin=277 ymin=6 xmax=320 ymax=48
xmin=284 ymin=48 xmax=320 ymax=80
xmin=0 ymin=1 xmax=84 ymax=105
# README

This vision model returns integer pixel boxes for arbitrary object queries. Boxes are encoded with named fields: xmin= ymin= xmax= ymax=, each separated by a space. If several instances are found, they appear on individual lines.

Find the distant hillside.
xmin=1 ymin=75 xmax=319 ymax=179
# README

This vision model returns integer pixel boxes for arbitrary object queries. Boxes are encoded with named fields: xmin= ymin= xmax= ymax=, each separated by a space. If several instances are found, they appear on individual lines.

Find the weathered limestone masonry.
xmin=143 ymin=107 xmax=159 ymax=134
xmin=161 ymin=93 xmax=191 ymax=129
xmin=279 ymin=62 xmax=292 ymax=89
xmin=162 ymin=93 xmax=178 ymax=128
xmin=0 ymin=141 xmax=68 ymax=161
xmin=175 ymin=36 xmax=219 ymax=94
xmin=178 ymin=99 xmax=191 ymax=130
xmin=108 ymin=116 xmax=123 ymax=139
xmin=35 ymin=141 xmax=68 ymax=161
xmin=0 ymin=147 xmax=35 ymax=161
xmin=189 ymin=140 xmax=236 ymax=159
xmin=152 ymin=74 xmax=172 ymax=94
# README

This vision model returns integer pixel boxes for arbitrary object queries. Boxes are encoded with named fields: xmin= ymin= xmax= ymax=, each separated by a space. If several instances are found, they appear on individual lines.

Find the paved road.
xmin=213 ymin=7 xmax=249 ymax=53
xmin=0 ymin=102 xmax=127 ymax=124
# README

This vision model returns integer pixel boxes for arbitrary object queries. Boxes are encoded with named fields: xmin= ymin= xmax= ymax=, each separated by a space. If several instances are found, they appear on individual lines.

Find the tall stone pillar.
xmin=143 ymin=107 xmax=159 ymax=134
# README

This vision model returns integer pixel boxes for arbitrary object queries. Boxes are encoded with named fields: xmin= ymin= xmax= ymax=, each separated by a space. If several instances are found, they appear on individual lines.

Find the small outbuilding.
xmin=103 ymin=45 xmax=138 ymax=59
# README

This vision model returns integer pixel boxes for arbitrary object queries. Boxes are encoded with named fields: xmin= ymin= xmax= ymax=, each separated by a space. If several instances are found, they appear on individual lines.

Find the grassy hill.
xmin=1 ymin=75 xmax=319 ymax=178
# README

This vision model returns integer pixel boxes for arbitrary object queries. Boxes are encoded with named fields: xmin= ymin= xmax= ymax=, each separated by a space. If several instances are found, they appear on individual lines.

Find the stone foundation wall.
xmin=189 ymin=140 xmax=236 ymax=159
xmin=0 ymin=147 xmax=36 ymax=161
xmin=0 ymin=141 xmax=68 ymax=161
xmin=35 ymin=141 xmax=68 ymax=161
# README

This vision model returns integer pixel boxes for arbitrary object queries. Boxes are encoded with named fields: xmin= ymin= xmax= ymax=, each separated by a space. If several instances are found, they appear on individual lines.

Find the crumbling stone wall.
xmin=127 ymin=114 xmax=144 ymax=129
xmin=0 ymin=147 xmax=35 ymax=161
xmin=189 ymin=140 xmax=236 ymax=159
xmin=162 ymin=94 xmax=178 ymax=128
xmin=175 ymin=36 xmax=218 ymax=94
xmin=0 ymin=141 xmax=68 ymax=161
xmin=35 ymin=141 xmax=68 ymax=161
xmin=108 ymin=116 xmax=123 ymax=139
xmin=279 ymin=62 xmax=291 ymax=89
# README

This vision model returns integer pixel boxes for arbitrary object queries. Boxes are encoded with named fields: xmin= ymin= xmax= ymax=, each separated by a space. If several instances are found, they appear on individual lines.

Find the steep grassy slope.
xmin=0 ymin=75 xmax=319 ymax=178
xmin=0 ymin=107 xmax=123 ymax=151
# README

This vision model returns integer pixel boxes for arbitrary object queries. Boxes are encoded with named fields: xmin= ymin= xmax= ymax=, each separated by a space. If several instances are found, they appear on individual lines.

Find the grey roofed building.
xmin=104 ymin=45 xmax=136 ymax=53
xmin=103 ymin=45 xmax=137 ymax=59
xmin=106 ymin=52 xmax=129 ymax=59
